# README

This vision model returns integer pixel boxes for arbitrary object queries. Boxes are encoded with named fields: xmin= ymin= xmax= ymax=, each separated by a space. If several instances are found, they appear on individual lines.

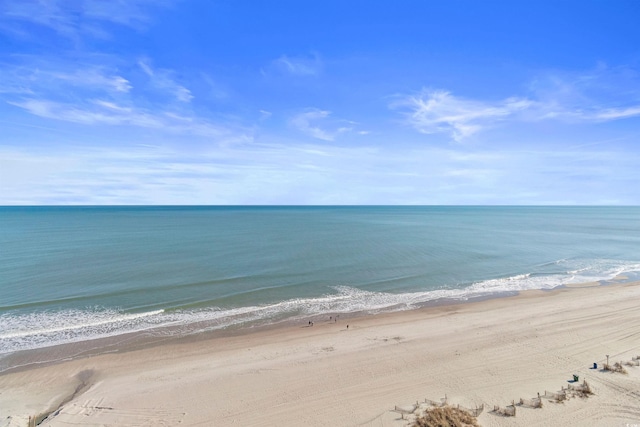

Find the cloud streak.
xmin=290 ymin=109 xmax=361 ymax=141
xmin=139 ymin=60 xmax=193 ymax=103
xmin=0 ymin=56 xmax=245 ymax=141
xmin=394 ymin=84 xmax=640 ymax=141
xmin=392 ymin=90 xmax=533 ymax=141
xmin=8 ymin=98 xmax=241 ymax=139
xmin=0 ymin=0 xmax=171 ymax=40
xmin=272 ymin=54 xmax=323 ymax=76
xmin=0 ymin=61 xmax=131 ymax=96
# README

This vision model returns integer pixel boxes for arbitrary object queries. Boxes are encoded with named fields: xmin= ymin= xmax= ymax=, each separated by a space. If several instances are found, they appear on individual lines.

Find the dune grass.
xmin=413 ymin=405 xmax=479 ymax=427
xmin=603 ymin=362 xmax=628 ymax=374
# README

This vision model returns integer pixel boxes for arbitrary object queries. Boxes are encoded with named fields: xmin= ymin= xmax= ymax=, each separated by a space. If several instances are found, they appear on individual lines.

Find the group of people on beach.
xmin=308 ymin=315 xmax=348 ymax=329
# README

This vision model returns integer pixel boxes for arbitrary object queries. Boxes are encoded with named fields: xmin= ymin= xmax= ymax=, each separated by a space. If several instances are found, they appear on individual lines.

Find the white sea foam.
xmin=1 ymin=258 xmax=638 ymax=356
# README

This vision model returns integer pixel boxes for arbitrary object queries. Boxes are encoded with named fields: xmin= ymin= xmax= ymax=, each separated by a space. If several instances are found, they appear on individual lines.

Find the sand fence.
xmin=394 ymin=377 xmax=595 ymax=422
xmin=492 ymin=402 xmax=517 ymax=417
xmin=518 ymin=394 xmax=543 ymax=409
xmin=543 ymin=389 xmax=567 ymax=402
xmin=541 ymin=380 xmax=594 ymax=403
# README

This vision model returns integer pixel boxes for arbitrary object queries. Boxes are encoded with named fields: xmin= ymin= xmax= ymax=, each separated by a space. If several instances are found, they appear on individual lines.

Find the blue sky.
xmin=1 ymin=0 xmax=639 ymax=204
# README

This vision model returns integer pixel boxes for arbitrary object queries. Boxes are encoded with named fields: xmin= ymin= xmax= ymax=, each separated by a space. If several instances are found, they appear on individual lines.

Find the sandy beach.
xmin=2 ymin=281 xmax=639 ymax=427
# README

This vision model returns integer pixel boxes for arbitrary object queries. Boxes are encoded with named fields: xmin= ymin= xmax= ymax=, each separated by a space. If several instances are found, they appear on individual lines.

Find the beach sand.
xmin=2 ymin=281 xmax=640 ymax=427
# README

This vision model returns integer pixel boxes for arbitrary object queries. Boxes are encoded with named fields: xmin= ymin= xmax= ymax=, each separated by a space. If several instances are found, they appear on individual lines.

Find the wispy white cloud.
xmin=81 ymin=0 xmax=167 ymax=28
xmin=290 ymin=108 xmax=359 ymax=141
xmin=529 ymin=64 xmax=640 ymax=104
xmin=259 ymin=110 xmax=272 ymax=120
xmin=0 ymin=61 xmax=131 ymax=96
xmin=10 ymin=98 xmax=153 ymax=126
xmin=394 ymin=66 xmax=640 ymax=141
xmin=592 ymin=106 xmax=640 ymax=121
xmin=8 ymin=98 xmax=241 ymax=139
xmin=392 ymin=90 xmax=533 ymax=141
xmin=0 ymin=55 xmax=245 ymax=141
xmin=524 ymin=64 xmax=640 ymax=123
xmin=290 ymin=109 xmax=334 ymax=141
xmin=55 ymin=68 xmax=132 ymax=93
xmin=139 ymin=59 xmax=193 ymax=103
xmin=0 ymin=0 xmax=171 ymax=40
xmin=272 ymin=54 xmax=323 ymax=76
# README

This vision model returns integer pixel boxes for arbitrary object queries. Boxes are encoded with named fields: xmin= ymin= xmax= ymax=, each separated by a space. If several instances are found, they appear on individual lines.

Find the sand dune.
xmin=2 ymin=281 xmax=640 ymax=426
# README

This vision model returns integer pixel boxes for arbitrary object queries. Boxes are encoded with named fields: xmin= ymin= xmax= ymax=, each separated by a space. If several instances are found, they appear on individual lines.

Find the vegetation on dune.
xmin=412 ymin=405 xmax=479 ymax=427
xmin=604 ymin=362 xmax=628 ymax=374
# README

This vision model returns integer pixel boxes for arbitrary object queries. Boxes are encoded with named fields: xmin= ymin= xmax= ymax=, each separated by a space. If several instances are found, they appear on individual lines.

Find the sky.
xmin=1 ymin=0 xmax=639 ymax=205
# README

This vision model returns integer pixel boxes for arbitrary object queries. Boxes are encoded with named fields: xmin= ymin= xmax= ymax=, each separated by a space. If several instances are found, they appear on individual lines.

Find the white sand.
xmin=2 ymin=282 xmax=640 ymax=426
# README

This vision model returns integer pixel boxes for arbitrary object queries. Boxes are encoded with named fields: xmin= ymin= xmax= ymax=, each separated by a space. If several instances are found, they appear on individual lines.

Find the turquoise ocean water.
xmin=1 ymin=206 xmax=639 ymax=370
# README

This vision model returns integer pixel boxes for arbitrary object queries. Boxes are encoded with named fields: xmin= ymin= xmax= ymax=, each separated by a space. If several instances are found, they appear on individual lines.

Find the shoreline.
xmin=2 ymin=272 xmax=633 ymax=376
xmin=2 ymin=280 xmax=640 ymax=426
xmin=0 ymin=287 xmax=533 ymax=376
xmin=3 ymin=268 xmax=638 ymax=376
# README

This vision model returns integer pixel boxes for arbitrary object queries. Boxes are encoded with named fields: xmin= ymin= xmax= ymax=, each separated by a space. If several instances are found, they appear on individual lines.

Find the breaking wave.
xmin=1 ymin=258 xmax=638 ymax=356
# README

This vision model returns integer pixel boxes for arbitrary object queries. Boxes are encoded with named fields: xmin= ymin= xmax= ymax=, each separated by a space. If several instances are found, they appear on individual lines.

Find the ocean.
xmin=1 ymin=206 xmax=639 ymax=371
